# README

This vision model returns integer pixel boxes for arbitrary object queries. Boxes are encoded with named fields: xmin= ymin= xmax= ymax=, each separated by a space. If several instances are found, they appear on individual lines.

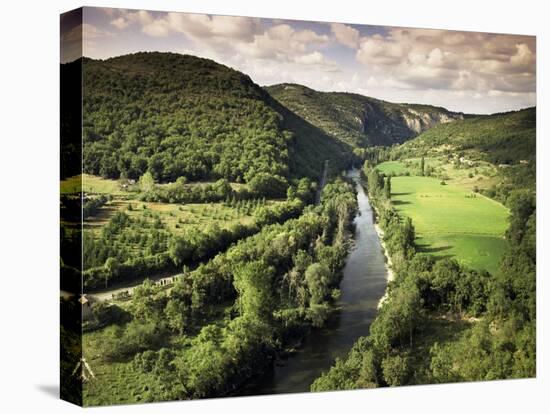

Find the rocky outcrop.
xmin=266 ymin=83 xmax=465 ymax=148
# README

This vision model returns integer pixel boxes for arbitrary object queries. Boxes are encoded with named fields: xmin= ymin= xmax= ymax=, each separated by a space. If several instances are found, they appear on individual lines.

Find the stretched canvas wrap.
xmin=60 ymin=6 xmax=536 ymax=407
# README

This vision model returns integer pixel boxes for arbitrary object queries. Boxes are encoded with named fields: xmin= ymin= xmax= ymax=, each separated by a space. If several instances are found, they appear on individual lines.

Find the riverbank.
xmin=358 ymin=176 xmax=394 ymax=309
xmin=374 ymin=221 xmax=395 ymax=309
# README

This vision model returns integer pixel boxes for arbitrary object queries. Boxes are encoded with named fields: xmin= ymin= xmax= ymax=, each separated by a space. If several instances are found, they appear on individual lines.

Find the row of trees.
xmin=136 ymin=174 xmax=314 ymax=206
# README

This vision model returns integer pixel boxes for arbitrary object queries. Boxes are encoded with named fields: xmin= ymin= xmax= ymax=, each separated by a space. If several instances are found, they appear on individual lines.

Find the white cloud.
xmin=110 ymin=17 xmax=129 ymax=30
xmin=82 ymin=23 xmax=114 ymax=58
xmin=235 ymin=24 xmax=329 ymax=61
xmin=114 ymin=12 xmax=336 ymax=72
xmin=354 ymin=28 xmax=535 ymax=96
xmin=108 ymin=10 xmax=154 ymax=33
xmin=330 ymin=23 xmax=359 ymax=48
xmin=83 ymin=23 xmax=113 ymax=39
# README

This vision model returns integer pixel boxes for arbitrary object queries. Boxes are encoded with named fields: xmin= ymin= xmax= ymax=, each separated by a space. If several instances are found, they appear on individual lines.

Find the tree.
xmin=165 ymin=298 xmax=190 ymax=334
xmin=420 ymin=156 xmax=425 ymax=176
xmin=139 ymin=171 xmax=155 ymax=193
xmin=305 ymin=262 xmax=331 ymax=305
xmin=168 ymin=236 xmax=192 ymax=267
xmin=385 ymin=176 xmax=392 ymax=199
xmin=130 ymin=279 xmax=165 ymax=322
xmin=357 ymin=348 xmax=379 ymax=388
xmin=233 ymin=261 xmax=275 ymax=321
xmin=382 ymin=354 xmax=410 ymax=386
xmin=248 ymin=173 xmax=288 ymax=198
xmin=104 ymin=257 xmax=118 ymax=288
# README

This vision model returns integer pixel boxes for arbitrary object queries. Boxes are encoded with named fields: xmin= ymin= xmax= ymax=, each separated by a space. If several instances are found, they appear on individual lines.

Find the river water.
xmin=241 ymin=169 xmax=389 ymax=396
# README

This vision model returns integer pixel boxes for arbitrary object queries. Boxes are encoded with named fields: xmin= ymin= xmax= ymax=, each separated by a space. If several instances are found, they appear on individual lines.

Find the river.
xmin=240 ymin=168 xmax=389 ymax=396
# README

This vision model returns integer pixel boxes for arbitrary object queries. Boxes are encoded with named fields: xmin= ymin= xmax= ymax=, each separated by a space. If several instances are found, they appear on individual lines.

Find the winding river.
xmin=241 ymin=169 xmax=389 ymax=396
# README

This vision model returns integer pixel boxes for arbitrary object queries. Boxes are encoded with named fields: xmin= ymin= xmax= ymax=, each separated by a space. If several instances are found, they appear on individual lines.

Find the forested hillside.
xmin=266 ymin=83 xmax=464 ymax=147
xmin=80 ymin=53 xmax=352 ymax=187
xmin=395 ymin=107 xmax=536 ymax=202
xmin=399 ymin=108 xmax=536 ymax=165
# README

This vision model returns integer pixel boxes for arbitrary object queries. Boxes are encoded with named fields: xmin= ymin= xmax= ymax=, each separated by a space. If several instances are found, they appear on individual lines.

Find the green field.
xmin=82 ymin=328 xmax=170 ymax=405
xmin=390 ymin=175 xmax=509 ymax=274
xmin=375 ymin=161 xmax=411 ymax=175
xmin=61 ymin=174 xmax=126 ymax=195
xmin=376 ymin=158 xmax=499 ymax=191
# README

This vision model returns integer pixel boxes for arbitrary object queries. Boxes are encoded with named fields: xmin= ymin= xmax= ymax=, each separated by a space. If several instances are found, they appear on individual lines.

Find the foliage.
xmin=80 ymin=53 xmax=351 ymax=189
xmin=85 ymin=178 xmax=357 ymax=402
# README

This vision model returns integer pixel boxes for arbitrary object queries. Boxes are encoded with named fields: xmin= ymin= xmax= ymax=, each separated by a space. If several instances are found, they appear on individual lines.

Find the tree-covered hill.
xmin=266 ymin=83 xmax=465 ymax=147
xmin=78 ymin=52 xmax=352 ymax=187
xmin=400 ymin=107 xmax=536 ymax=165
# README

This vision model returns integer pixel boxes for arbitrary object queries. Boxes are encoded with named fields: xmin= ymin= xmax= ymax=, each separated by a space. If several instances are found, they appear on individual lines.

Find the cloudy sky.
xmin=62 ymin=7 xmax=536 ymax=114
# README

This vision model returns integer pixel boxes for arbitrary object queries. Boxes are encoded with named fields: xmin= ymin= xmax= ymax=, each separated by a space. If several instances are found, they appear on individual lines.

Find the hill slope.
xmin=266 ymin=83 xmax=464 ymax=147
xmin=79 ymin=52 xmax=352 ymax=185
xmin=400 ymin=107 xmax=536 ymax=165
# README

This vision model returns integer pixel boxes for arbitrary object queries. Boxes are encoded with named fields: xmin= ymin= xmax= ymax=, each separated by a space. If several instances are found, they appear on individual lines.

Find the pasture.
xmin=390 ymin=175 xmax=509 ymax=274
xmin=375 ymin=160 xmax=411 ymax=176
xmin=376 ymin=158 xmax=499 ymax=192
xmin=61 ymin=174 xmax=127 ymax=195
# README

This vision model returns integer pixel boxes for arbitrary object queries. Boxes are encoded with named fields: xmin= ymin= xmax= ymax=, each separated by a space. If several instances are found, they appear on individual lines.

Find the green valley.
xmin=59 ymin=45 xmax=535 ymax=405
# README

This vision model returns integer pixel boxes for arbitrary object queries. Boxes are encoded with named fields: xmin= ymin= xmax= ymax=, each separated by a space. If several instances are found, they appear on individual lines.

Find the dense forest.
xmin=398 ymin=108 xmax=536 ymax=165
xmin=80 ymin=53 xmax=353 ymax=185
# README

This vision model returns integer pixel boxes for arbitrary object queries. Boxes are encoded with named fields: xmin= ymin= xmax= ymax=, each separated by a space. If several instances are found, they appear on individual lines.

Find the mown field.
xmin=375 ymin=160 xmax=411 ymax=176
xmin=61 ymin=174 xmax=126 ymax=195
xmin=388 ymin=173 xmax=509 ymax=274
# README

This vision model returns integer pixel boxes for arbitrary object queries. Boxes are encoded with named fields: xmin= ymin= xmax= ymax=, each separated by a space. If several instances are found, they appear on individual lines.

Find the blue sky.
xmin=61 ymin=7 xmax=536 ymax=114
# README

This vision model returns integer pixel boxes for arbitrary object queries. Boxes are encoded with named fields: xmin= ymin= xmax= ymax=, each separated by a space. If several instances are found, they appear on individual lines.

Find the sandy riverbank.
xmin=374 ymin=220 xmax=394 ymax=309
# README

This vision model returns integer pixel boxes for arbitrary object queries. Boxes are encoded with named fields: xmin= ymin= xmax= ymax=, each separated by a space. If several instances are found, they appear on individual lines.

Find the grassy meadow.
xmin=376 ymin=158 xmax=510 ymax=274
xmin=375 ymin=160 xmax=412 ymax=176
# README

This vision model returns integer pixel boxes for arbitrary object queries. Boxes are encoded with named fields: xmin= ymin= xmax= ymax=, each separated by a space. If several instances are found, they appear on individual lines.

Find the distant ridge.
xmin=266 ymin=83 xmax=465 ymax=147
